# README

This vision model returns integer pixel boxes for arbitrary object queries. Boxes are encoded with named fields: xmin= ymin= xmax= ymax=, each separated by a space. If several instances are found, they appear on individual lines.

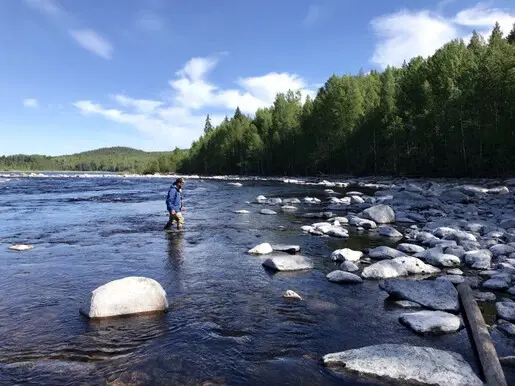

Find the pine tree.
xmin=507 ymin=23 xmax=515 ymax=45
xmin=234 ymin=106 xmax=243 ymax=120
xmin=489 ymin=22 xmax=503 ymax=46
xmin=204 ymin=114 xmax=213 ymax=134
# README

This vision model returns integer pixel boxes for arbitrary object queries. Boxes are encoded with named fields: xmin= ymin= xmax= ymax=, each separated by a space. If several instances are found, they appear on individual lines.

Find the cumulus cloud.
xmin=23 ymin=98 xmax=39 ymax=108
xmin=73 ymin=56 xmax=315 ymax=149
xmin=370 ymin=3 xmax=515 ymax=69
xmin=69 ymin=29 xmax=113 ymax=59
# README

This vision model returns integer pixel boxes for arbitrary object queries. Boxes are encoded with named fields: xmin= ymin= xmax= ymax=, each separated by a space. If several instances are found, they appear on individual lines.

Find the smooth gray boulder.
xmin=496 ymin=302 xmax=515 ymax=322
xmin=482 ymin=278 xmax=510 ymax=291
xmin=490 ymin=244 xmax=515 ymax=257
xmin=381 ymin=279 xmax=460 ymax=312
xmin=447 ymin=268 xmax=463 ymax=275
xmin=368 ymin=246 xmax=406 ymax=260
xmin=361 ymin=257 xmax=439 ymax=280
xmin=80 ymin=277 xmax=169 ymax=319
xmin=497 ymin=319 xmax=515 ymax=336
xmin=464 ymin=250 xmax=492 ymax=269
xmin=397 ymin=243 xmax=425 ymax=254
xmin=362 ymin=259 xmax=409 ymax=279
xmin=399 ymin=310 xmax=461 ymax=334
xmin=323 ymin=344 xmax=482 ymax=386
xmin=359 ymin=204 xmax=395 ymax=224
xmin=262 ymin=255 xmax=313 ymax=271
xmin=340 ymin=261 xmax=359 ymax=272
xmin=418 ymin=247 xmax=461 ymax=268
xmin=260 ymin=208 xmax=277 ymax=215
xmin=348 ymin=215 xmax=377 ymax=229
xmin=331 ymin=248 xmax=363 ymax=262
xmin=326 ymin=270 xmax=363 ymax=284
xmin=378 ymin=226 xmax=403 ymax=238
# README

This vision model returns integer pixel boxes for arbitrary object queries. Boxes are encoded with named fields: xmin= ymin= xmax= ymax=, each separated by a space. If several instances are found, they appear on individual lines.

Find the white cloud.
xmin=454 ymin=4 xmax=515 ymax=34
xmin=73 ymin=56 xmax=315 ymax=149
xmin=370 ymin=4 xmax=515 ymax=69
xmin=303 ymin=5 xmax=322 ymax=27
xmin=69 ymin=29 xmax=113 ymax=59
xmin=23 ymin=98 xmax=39 ymax=108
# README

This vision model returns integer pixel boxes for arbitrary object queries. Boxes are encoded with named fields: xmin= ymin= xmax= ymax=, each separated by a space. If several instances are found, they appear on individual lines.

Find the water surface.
xmin=1 ymin=176 xmax=512 ymax=385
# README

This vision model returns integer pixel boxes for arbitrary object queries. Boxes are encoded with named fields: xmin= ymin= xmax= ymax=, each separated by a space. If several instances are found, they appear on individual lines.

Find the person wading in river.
xmin=164 ymin=177 xmax=185 ymax=231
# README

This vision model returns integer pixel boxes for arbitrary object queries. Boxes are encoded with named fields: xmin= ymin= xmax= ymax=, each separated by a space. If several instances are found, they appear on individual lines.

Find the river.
xmin=0 ymin=175 xmax=513 ymax=385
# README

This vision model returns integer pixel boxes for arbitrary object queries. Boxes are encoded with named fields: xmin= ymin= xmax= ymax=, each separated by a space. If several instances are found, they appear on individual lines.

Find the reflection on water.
xmin=166 ymin=231 xmax=185 ymax=272
xmin=0 ymin=177 xmax=505 ymax=385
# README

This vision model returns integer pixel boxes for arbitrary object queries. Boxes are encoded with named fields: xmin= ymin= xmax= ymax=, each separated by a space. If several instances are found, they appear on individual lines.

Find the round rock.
xmin=80 ymin=276 xmax=169 ymax=319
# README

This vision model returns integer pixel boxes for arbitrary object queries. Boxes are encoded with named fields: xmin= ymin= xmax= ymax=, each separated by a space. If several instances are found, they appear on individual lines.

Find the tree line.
xmin=0 ymin=147 xmax=187 ymax=174
xmin=180 ymin=23 xmax=515 ymax=178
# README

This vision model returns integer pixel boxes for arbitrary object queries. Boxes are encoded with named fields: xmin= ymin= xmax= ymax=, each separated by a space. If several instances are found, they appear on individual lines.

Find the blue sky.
xmin=1 ymin=0 xmax=514 ymax=156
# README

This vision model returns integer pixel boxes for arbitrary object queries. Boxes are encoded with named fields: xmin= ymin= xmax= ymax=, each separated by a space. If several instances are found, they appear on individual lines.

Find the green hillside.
xmin=0 ymin=146 xmax=188 ymax=174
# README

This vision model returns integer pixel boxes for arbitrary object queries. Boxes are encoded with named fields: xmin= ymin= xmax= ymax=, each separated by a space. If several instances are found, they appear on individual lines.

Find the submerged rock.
xmin=234 ymin=209 xmax=250 ymax=214
xmin=281 ymin=205 xmax=298 ymax=212
xmin=80 ymin=277 xmax=168 ymax=319
xmin=378 ymin=226 xmax=403 ymax=238
xmin=248 ymin=243 xmax=273 ymax=255
xmin=323 ymin=344 xmax=482 ymax=386
xmin=8 ymin=244 xmax=34 ymax=251
xmin=272 ymin=244 xmax=300 ymax=254
xmin=262 ymin=255 xmax=314 ymax=271
xmin=260 ymin=208 xmax=277 ymax=215
xmin=437 ymin=275 xmax=465 ymax=285
xmin=331 ymin=248 xmax=363 ymax=262
xmin=399 ymin=310 xmax=461 ymax=334
xmin=394 ymin=300 xmax=422 ymax=308
xmin=326 ymin=270 xmax=363 ymax=284
xmin=358 ymin=204 xmax=395 ymax=224
xmin=381 ymin=278 xmax=460 ymax=312
xmin=282 ymin=290 xmax=302 ymax=300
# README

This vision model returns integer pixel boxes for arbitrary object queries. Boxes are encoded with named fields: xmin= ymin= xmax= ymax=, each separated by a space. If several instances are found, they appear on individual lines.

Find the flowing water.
xmin=0 ymin=176 xmax=512 ymax=385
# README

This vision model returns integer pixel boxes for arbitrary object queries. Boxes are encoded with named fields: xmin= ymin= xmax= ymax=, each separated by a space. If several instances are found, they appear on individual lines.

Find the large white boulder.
xmin=359 ymin=204 xmax=395 ymax=224
xmin=80 ymin=277 xmax=169 ymax=319
xmin=399 ymin=311 xmax=461 ymax=334
xmin=262 ymin=255 xmax=314 ymax=271
xmin=331 ymin=248 xmax=363 ymax=262
xmin=248 ymin=243 xmax=273 ymax=255
xmin=323 ymin=344 xmax=482 ymax=386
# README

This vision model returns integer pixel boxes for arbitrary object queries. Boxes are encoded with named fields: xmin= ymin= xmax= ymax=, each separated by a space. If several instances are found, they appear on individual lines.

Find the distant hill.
xmin=0 ymin=146 xmax=188 ymax=174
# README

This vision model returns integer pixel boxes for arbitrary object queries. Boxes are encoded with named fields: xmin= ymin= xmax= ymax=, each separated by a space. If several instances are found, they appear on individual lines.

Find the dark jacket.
xmin=166 ymin=183 xmax=182 ymax=212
